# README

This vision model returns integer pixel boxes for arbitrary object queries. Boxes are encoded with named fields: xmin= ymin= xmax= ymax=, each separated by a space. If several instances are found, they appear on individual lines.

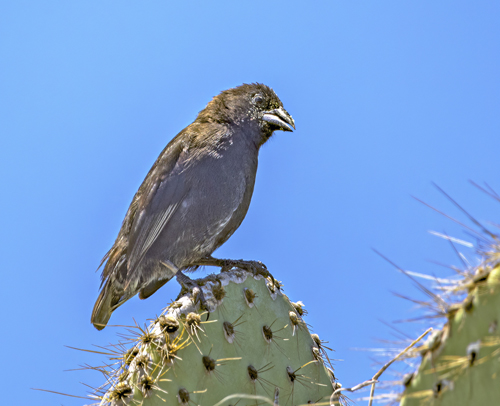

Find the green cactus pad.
xmin=401 ymin=265 xmax=500 ymax=405
xmin=98 ymin=270 xmax=338 ymax=405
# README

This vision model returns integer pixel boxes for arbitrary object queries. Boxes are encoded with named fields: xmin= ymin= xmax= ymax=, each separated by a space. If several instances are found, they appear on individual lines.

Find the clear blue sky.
xmin=1 ymin=1 xmax=500 ymax=405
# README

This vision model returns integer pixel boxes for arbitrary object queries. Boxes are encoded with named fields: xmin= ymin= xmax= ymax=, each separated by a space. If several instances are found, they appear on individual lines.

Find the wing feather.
xmin=128 ymin=201 xmax=180 ymax=269
xmin=98 ymin=131 xmax=188 ymax=283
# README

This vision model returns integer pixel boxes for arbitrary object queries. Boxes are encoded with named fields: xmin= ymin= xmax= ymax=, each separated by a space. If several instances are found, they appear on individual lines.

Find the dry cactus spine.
xmin=95 ymin=269 xmax=341 ymax=405
xmin=399 ymin=262 xmax=500 ymax=405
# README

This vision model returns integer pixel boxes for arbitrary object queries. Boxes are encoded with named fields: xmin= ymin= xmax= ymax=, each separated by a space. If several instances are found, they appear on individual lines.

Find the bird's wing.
xmin=99 ymin=128 xmax=190 ymax=283
xmin=127 ymin=193 xmax=184 ymax=270
xmin=92 ymin=132 xmax=190 ymax=328
xmin=126 ymin=141 xmax=191 ymax=272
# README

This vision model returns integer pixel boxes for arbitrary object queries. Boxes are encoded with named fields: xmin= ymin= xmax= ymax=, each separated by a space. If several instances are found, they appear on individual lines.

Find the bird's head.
xmin=198 ymin=83 xmax=295 ymax=145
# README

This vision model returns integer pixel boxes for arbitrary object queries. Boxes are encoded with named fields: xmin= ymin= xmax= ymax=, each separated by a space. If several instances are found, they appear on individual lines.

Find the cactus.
xmin=400 ymin=260 xmax=500 ymax=405
xmin=95 ymin=269 xmax=340 ymax=406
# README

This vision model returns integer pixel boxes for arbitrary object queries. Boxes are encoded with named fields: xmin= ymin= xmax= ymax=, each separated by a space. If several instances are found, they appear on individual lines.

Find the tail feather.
xmin=139 ymin=277 xmax=169 ymax=300
xmin=91 ymin=279 xmax=126 ymax=330
xmin=92 ymin=259 xmax=179 ymax=330
xmin=138 ymin=259 xmax=178 ymax=299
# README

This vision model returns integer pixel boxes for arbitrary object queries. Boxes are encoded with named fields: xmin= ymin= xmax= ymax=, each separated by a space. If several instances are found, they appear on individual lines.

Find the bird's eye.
xmin=252 ymin=94 xmax=264 ymax=104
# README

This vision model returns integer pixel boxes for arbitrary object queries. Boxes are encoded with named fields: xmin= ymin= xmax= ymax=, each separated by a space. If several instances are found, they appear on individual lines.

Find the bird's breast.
xmin=179 ymin=144 xmax=258 ymax=253
xmin=139 ymin=139 xmax=259 ymax=269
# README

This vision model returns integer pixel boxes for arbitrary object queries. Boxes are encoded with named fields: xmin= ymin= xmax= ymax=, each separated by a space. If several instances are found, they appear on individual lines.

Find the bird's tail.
xmin=91 ymin=278 xmax=125 ymax=330
xmin=91 ymin=259 xmax=178 ymax=330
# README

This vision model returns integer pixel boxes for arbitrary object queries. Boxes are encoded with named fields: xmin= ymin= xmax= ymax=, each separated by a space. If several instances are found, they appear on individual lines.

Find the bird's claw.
xmin=176 ymin=273 xmax=209 ymax=312
xmin=221 ymin=259 xmax=273 ymax=281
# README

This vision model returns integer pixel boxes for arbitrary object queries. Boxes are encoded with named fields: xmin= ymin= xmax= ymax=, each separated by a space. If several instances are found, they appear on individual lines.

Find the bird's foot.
xmin=220 ymin=259 xmax=269 ymax=278
xmin=176 ymin=272 xmax=209 ymax=312
xmin=226 ymin=259 xmax=280 ymax=293
xmin=196 ymin=256 xmax=275 ymax=284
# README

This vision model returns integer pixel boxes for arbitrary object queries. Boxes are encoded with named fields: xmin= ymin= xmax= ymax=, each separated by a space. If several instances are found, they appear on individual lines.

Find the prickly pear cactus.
xmin=401 ymin=263 xmax=500 ymax=405
xmin=97 ymin=269 xmax=339 ymax=405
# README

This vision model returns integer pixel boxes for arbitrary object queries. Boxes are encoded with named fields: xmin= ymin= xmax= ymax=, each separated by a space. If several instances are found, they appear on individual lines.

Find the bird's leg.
xmin=176 ymin=272 xmax=208 ymax=312
xmin=195 ymin=256 xmax=273 ymax=281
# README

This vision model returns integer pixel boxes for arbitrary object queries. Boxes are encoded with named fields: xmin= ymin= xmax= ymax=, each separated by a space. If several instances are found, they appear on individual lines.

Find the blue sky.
xmin=1 ymin=1 xmax=500 ymax=405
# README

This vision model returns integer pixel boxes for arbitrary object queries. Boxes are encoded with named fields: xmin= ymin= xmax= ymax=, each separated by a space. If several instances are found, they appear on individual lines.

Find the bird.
xmin=91 ymin=83 xmax=295 ymax=330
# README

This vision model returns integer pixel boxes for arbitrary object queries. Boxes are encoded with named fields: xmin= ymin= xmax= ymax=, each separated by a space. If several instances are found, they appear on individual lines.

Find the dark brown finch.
xmin=92 ymin=83 xmax=294 ymax=330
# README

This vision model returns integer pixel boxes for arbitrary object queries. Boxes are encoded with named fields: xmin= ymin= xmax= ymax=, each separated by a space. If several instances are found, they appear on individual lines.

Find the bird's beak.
xmin=262 ymin=107 xmax=295 ymax=132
